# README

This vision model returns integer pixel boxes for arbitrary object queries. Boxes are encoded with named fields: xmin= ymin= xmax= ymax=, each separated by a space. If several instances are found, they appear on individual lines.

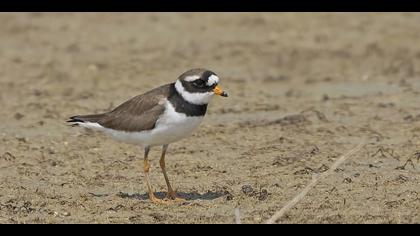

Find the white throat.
xmin=175 ymin=80 xmax=214 ymax=105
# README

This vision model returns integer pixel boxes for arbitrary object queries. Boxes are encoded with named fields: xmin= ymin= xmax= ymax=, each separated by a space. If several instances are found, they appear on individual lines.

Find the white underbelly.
xmin=103 ymin=117 xmax=202 ymax=146
xmin=147 ymin=115 xmax=203 ymax=145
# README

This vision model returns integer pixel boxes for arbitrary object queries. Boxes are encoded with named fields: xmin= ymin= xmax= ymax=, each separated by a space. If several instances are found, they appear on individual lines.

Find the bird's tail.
xmin=67 ymin=114 xmax=105 ymax=127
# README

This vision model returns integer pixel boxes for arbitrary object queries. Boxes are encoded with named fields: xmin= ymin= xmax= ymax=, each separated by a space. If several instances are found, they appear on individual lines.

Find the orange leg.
xmin=160 ymin=145 xmax=185 ymax=202
xmin=143 ymin=147 xmax=168 ymax=205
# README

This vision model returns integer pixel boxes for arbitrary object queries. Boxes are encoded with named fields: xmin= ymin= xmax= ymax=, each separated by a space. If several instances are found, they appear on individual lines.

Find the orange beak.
xmin=213 ymin=85 xmax=228 ymax=97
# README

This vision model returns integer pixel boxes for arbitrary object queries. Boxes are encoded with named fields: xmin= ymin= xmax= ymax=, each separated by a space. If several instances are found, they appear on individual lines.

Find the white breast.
xmin=146 ymin=100 xmax=204 ymax=146
xmin=78 ymin=100 xmax=204 ymax=147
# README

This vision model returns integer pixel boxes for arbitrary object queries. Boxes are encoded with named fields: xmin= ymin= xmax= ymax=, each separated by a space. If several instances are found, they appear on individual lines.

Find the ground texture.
xmin=0 ymin=13 xmax=419 ymax=223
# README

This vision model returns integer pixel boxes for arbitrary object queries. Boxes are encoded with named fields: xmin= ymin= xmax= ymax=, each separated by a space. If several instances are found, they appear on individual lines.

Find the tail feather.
xmin=67 ymin=114 xmax=105 ymax=125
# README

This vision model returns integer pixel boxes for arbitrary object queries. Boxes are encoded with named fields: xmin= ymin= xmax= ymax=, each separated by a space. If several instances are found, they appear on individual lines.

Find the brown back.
xmin=97 ymin=83 xmax=173 ymax=132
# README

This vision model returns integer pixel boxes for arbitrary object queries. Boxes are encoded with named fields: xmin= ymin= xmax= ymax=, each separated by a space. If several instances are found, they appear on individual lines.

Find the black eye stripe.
xmin=194 ymin=79 xmax=205 ymax=87
xmin=180 ymin=75 xmax=214 ymax=93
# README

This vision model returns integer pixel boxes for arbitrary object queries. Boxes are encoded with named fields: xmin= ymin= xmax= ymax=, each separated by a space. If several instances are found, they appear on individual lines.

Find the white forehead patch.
xmin=207 ymin=75 xmax=220 ymax=86
xmin=184 ymin=75 xmax=201 ymax=82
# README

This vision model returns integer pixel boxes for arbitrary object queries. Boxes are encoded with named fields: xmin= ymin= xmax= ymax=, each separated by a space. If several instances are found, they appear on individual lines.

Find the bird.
xmin=67 ymin=68 xmax=228 ymax=204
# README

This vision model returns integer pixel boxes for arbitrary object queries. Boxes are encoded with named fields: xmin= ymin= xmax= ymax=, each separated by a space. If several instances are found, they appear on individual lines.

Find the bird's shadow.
xmin=116 ymin=191 xmax=226 ymax=201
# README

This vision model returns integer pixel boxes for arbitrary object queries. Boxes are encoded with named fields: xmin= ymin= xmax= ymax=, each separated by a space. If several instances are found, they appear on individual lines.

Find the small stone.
xmin=16 ymin=137 xmax=27 ymax=143
xmin=258 ymin=189 xmax=269 ymax=201
xmin=88 ymin=64 xmax=99 ymax=72
xmin=14 ymin=113 xmax=24 ymax=120
xmin=343 ymin=177 xmax=352 ymax=183
xmin=241 ymin=185 xmax=254 ymax=196
xmin=225 ymin=194 xmax=234 ymax=201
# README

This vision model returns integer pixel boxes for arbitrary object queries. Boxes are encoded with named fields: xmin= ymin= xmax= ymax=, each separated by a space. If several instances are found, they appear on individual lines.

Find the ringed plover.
xmin=68 ymin=68 xmax=228 ymax=204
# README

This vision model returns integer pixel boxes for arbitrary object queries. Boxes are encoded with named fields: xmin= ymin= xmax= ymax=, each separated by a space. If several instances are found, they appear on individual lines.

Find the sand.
xmin=0 ymin=13 xmax=419 ymax=223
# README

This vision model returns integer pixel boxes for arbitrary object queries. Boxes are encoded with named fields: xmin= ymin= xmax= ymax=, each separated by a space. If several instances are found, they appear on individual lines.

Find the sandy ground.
xmin=0 ymin=13 xmax=420 ymax=224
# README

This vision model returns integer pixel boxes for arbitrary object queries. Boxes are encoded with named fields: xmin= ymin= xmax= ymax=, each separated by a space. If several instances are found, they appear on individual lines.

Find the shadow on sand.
xmin=116 ymin=191 xmax=226 ymax=201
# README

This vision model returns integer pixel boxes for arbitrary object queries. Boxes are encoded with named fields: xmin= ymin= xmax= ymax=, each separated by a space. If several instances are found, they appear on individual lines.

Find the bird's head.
xmin=175 ymin=68 xmax=228 ymax=105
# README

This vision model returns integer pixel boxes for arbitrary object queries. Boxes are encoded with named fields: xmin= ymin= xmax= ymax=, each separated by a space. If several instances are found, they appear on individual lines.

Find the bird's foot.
xmin=149 ymin=194 xmax=171 ymax=205
xmin=165 ymin=191 xmax=186 ymax=203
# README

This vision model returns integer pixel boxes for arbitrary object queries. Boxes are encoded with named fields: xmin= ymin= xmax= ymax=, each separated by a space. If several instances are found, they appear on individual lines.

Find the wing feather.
xmin=98 ymin=84 xmax=172 ymax=132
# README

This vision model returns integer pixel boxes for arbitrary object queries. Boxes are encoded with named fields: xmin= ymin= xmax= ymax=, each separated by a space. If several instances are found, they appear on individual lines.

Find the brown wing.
xmin=97 ymin=83 xmax=173 ymax=132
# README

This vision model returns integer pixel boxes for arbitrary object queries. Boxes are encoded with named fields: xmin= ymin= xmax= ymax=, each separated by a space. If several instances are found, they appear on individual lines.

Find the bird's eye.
xmin=194 ymin=79 xmax=205 ymax=87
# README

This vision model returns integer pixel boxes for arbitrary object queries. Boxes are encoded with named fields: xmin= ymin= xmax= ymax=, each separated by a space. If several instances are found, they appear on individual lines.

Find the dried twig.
xmin=235 ymin=208 xmax=241 ymax=224
xmin=265 ymin=139 xmax=366 ymax=224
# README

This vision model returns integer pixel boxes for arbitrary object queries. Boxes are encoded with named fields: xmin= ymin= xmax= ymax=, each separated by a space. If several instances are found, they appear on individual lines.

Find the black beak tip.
xmin=221 ymin=91 xmax=228 ymax=97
